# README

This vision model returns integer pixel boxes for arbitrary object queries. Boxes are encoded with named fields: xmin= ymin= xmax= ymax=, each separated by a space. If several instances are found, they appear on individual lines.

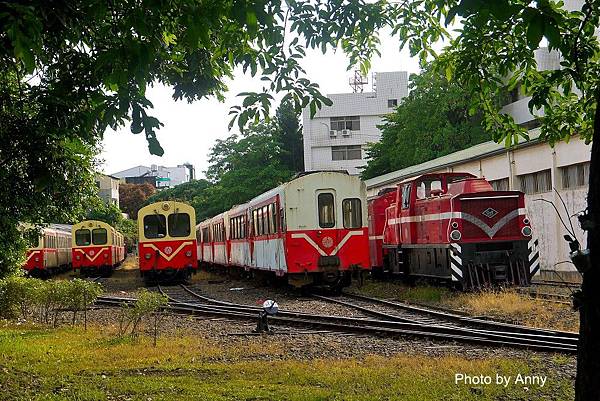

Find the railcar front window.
xmin=144 ymin=215 xmax=167 ymax=239
xmin=318 ymin=193 xmax=335 ymax=228
xmin=92 ymin=228 xmax=107 ymax=245
xmin=75 ymin=229 xmax=91 ymax=246
xmin=342 ymin=199 xmax=362 ymax=228
xmin=168 ymin=213 xmax=191 ymax=237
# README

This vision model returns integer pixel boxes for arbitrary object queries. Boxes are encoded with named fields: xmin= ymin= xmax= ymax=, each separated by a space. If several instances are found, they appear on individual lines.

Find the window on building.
xmin=75 ymin=229 xmax=91 ymax=246
xmin=144 ymin=215 xmax=167 ymax=239
xmin=318 ymin=193 xmax=335 ymax=228
xmin=168 ymin=213 xmax=190 ymax=237
xmin=330 ymin=116 xmax=360 ymax=131
xmin=560 ymin=162 xmax=590 ymax=189
xmin=489 ymin=178 xmax=510 ymax=191
xmin=92 ymin=228 xmax=107 ymax=245
xmin=331 ymin=145 xmax=362 ymax=161
xmin=518 ymin=169 xmax=552 ymax=194
xmin=387 ymin=99 xmax=398 ymax=107
xmin=342 ymin=198 xmax=362 ymax=228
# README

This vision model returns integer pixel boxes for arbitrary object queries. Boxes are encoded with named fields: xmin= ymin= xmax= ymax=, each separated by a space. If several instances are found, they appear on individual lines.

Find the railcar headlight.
xmin=522 ymin=226 xmax=532 ymax=237
xmin=145 ymin=253 xmax=151 ymax=260
xmin=523 ymin=217 xmax=530 ymax=225
xmin=450 ymin=230 xmax=462 ymax=241
xmin=185 ymin=251 xmax=192 ymax=257
xmin=451 ymin=222 xmax=459 ymax=229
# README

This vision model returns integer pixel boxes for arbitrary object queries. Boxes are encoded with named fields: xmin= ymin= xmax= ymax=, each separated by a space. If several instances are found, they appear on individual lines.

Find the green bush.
xmin=0 ymin=277 xmax=102 ymax=327
xmin=119 ymin=289 xmax=168 ymax=345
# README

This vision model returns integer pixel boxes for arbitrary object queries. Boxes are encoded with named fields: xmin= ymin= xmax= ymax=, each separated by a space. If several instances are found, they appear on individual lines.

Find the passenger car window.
xmin=75 ymin=229 xmax=91 ymax=246
xmin=318 ymin=193 xmax=335 ymax=228
xmin=342 ymin=198 xmax=362 ymax=228
xmin=144 ymin=215 xmax=167 ymax=239
xmin=92 ymin=228 xmax=107 ymax=245
xmin=168 ymin=213 xmax=190 ymax=237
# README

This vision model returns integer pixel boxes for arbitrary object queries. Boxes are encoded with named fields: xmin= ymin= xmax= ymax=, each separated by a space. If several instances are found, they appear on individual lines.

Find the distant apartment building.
xmin=302 ymin=71 xmax=409 ymax=175
xmin=112 ymin=163 xmax=195 ymax=189
xmin=95 ymin=173 xmax=120 ymax=206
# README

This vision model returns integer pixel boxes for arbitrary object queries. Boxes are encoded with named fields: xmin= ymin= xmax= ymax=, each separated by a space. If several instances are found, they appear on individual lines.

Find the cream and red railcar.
xmin=72 ymin=220 xmax=125 ymax=276
xmin=23 ymin=224 xmax=72 ymax=277
xmin=138 ymin=201 xmax=197 ymax=282
xmin=197 ymin=171 xmax=370 ymax=289
xmin=368 ymin=172 xmax=540 ymax=290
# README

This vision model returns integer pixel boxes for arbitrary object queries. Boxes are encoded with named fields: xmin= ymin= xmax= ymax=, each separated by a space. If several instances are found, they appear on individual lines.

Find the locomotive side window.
xmin=168 ymin=213 xmax=191 ymax=237
xmin=416 ymin=178 xmax=442 ymax=199
xmin=144 ymin=215 xmax=167 ymax=239
xmin=401 ymin=185 xmax=411 ymax=209
xmin=342 ymin=198 xmax=362 ymax=228
xmin=318 ymin=193 xmax=335 ymax=228
xmin=92 ymin=228 xmax=107 ymax=245
xmin=75 ymin=229 xmax=91 ymax=246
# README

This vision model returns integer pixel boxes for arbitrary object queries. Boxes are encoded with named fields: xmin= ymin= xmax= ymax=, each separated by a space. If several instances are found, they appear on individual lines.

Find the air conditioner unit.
xmin=329 ymin=130 xmax=337 ymax=138
xmin=341 ymin=129 xmax=351 ymax=137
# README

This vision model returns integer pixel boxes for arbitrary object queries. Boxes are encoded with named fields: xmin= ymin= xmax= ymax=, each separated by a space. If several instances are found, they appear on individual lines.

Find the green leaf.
xmin=147 ymin=137 xmax=164 ymax=156
xmin=526 ymin=14 xmax=544 ymax=49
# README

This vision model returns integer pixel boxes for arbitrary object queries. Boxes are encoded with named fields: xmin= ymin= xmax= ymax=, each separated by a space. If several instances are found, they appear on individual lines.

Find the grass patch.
xmin=351 ymin=280 xmax=452 ymax=304
xmin=0 ymin=323 xmax=574 ymax=400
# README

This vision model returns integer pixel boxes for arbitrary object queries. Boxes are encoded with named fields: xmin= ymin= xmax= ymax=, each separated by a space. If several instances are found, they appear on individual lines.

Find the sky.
xmin=99 ymin=33 xmax=424 ymax=179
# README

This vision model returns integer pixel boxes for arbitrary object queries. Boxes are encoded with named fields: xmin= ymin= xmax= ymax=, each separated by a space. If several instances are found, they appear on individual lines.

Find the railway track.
xmin=95 ymin=285 xmax=578 ymax=354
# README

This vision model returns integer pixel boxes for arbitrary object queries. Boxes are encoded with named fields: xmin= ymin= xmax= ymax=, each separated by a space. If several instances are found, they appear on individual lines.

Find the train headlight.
xmin=145 ymin=253 xmax=151 ymax=260
xmin=522 ymin=226 xmax=532 ymax=237
xmin=450 ymin=230 xmax=462 ymax=241
xmin=451 ymin=222 xmax=459 ymax=229
xmin=185 ymin=251 xmax=192 ymax=257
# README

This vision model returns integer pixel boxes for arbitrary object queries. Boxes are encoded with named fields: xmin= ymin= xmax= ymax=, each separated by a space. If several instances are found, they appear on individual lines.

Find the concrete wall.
xmin=95 ymin=174 xmax=119 ymax=206
xmin=366 ymin=137 xmax=591 ymax=281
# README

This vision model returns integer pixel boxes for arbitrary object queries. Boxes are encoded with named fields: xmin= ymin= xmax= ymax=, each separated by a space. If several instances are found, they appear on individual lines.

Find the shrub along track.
xmin=95 ymin=284 xmax=578 ymax=354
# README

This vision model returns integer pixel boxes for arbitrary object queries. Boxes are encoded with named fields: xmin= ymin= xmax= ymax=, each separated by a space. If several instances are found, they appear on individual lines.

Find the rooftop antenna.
xmin=349 ymin=70 xmax=368 ymax=93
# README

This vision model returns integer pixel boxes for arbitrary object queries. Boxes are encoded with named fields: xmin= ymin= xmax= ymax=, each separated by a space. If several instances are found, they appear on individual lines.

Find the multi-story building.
xmin=302 ymin=71 xmax=409 ymax=175
xmin=95 ymin=173 xmax=120 ymax=206
xmin=112 ymin=163 xmax=194 ymax=189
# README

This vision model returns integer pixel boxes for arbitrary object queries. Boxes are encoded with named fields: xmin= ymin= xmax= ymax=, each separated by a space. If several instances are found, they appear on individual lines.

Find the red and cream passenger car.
xmin=138 ymin=201 xmax=197 ymax=282
xmin=72 ymin=220 xmax=125 ymax=277
xmin=23 ymin=224 xmax=72 ymax=277
xmin=368 ymin=172 xmax=540 ymax=289
xmin=197 ymin=171 xmax=370 ymax=290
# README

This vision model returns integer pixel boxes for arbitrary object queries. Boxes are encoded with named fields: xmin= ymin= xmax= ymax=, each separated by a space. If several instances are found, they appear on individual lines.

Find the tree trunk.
xmin=575 ymin=96 xmax=600 ymax=401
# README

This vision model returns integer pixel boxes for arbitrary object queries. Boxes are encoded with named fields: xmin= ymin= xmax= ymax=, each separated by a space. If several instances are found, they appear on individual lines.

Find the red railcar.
xmin=197 ymin=171 xmax=370 ymax=290
xmin=368 ymin=172 xmax=539 ymax=289
xmin=23 ymin=224 xmax=72 ymax=278
xmin=137 ymin=201 xmax=197 ymax=282
xmin=72 ymin=220 xmax=125 ymax=277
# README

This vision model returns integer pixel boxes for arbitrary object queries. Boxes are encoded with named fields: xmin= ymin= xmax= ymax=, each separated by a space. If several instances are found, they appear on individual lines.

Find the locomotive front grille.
xmin=460 ymin=197 xmax=520 ymax=238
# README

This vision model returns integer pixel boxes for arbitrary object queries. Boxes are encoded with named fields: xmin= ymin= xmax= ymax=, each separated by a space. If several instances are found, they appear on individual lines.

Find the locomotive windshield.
xmin=92 ymin=228 xmax=107 ymax=245
xmin=168 ymin=213 xmax=191 ymax=237
xmin=75 ymin=229 xmax=91 ymax=246
xmin=144 ymin=215 xmax=167 ymax=239
xmin=342 ymin=198 xmax=362 ymax=228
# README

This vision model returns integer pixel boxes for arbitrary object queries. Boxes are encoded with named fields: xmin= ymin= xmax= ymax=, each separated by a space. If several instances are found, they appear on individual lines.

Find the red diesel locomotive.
xmin=72 ymin=220 xmax=125 ymax=277
xmin=197 ymin=171 xmax=370 ymax=290
xmin=368 ymin=172 xmax=539 ymax=289
xmin=137 ymin=201 xmax=198 ymax=282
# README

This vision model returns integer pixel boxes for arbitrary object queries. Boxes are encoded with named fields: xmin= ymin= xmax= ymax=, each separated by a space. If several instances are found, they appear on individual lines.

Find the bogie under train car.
xmin=369 ymin=172 xmax=540 ymax=290
xmin=137 ymin=201 xmax=198 ymax=282
xmin=197 ymin=171 xmax=370 ymax=290
xmin=23 ymin=224 xmax=73 ymax=278
xmin=72 ymin=220 xmax=125 ymax=277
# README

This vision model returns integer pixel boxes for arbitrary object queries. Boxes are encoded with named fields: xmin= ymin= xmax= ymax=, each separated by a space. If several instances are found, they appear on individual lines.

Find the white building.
xmin=112 ymin=164 xmax=194 ymax=189
xmin=302 ymin=71 xmax=409 ymax=175
xmin=95 ymin=173 xmax=120 ymax=206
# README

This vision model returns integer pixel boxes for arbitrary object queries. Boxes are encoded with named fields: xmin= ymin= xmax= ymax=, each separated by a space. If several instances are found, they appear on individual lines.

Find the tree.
xmin=86 ymin=199 xmax=123 ymax=227
xmin=143 ymin=179 xmax=214 ymax=221
xmin=361 ymin=66 xmax=489 ymax=179
xmin=276 ymin=100 xmax=304 ymax=172
xmin=119 ymin=183 xmax=155 ymax=219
